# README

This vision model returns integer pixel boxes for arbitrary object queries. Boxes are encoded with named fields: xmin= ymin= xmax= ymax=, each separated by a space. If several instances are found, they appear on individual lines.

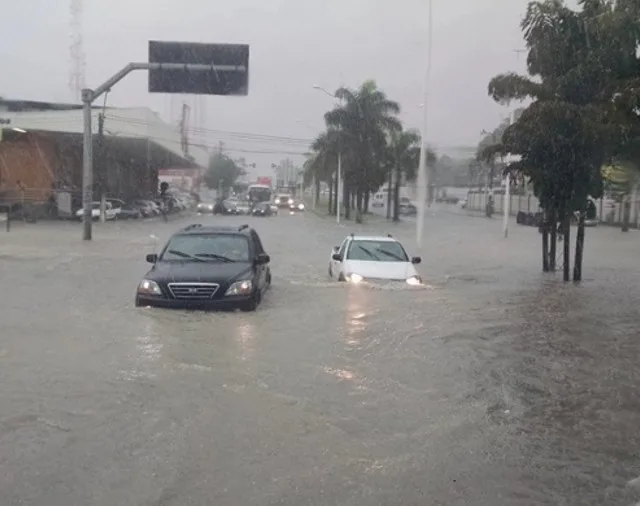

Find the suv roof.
xmin=177 ymin=224 xmax=253 ymax=236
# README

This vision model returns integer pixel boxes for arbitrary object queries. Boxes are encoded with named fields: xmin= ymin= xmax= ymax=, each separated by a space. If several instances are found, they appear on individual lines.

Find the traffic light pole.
xmin=81 ymin=62 xmax=247 ymax=240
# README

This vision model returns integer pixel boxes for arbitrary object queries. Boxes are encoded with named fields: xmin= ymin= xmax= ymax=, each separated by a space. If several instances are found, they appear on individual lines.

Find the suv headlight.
xmin=288 ymin=198 xmax=293 ymax=204
xmin=406 ymin=275 xmax=422 ymax=286
xmin=138 ymin=279 xmax=162 ymax=295
xmin=347 ymin=273 xmax=363 ymax=284
xmin=225 ymin=280 xmax=253 ymax=296
xmin=298 ymin=203 xmax=305 ymax=210
xmin=274 ymin=198 xmax=280 ymax=204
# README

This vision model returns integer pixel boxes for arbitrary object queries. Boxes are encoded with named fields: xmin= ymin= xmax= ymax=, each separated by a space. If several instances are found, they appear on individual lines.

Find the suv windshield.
xmin=160 ymin=233 xmax=251 ymax=262
xmin=346 ymin=240 xmax=408 ymax=262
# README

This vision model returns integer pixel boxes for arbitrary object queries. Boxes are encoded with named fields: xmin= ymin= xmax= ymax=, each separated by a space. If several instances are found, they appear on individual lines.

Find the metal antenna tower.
xmin=69 ymin=0 xmax=86 ymax=101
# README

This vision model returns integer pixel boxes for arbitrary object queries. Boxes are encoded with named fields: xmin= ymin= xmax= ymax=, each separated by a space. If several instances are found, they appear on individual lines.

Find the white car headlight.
xmin=138 ymin=279 xmax=162 ymax=295
xmin=347 ymin=273 xmax=363 ymax=284
xmin=406 ymin=275 xmax=422 ymax=286
xmin=288 ymin=199 xmax=293 ymax=205
xmin=298 ymin=203 xmax=305 ymax=210
xmin=225 ymin=279 xmax=253 ymax=296
xmin=275 ymin=198 xmax=281 ymax=204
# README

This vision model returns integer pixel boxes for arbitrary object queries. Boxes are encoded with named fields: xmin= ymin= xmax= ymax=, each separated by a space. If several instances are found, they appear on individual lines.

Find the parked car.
xmin=117 ymin=203 xmax=143 ymax=219
xmin=75 ymin=201 xmax=117 ymax=221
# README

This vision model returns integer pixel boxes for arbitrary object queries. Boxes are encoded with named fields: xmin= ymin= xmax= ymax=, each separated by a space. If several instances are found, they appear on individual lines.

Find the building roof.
xmin=0 ymin=105 xmax=209 ymax=168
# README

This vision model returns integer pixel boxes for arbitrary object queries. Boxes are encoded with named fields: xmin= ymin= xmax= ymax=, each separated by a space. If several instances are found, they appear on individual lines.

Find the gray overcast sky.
xmin=1 ymin=0 xmax=535 ymax=171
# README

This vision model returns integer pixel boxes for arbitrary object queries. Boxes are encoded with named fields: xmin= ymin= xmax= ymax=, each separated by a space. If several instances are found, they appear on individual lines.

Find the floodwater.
xmin=1 ymin=207 xmax=640 ymax=505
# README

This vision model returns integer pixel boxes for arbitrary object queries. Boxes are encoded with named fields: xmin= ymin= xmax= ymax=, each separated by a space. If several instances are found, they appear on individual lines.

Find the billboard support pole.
xmin=81 ymin=62 xmax=247 ymax=240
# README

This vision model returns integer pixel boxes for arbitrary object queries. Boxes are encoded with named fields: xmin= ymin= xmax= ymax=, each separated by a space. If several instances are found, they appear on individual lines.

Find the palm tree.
xmin=308 ymin=129 xmax=340 ymax=214
xmin=324 ymin=80 xmax=402 ymax=220
xmin=387 ymin=129 xmax=420 ymax=221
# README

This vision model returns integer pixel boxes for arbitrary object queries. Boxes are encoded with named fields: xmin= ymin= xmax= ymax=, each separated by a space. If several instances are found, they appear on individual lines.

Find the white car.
xmin=328 ymin=234 xmax=422 ymax=285
xmin=75 ymin=201 xmax=117 ymax=221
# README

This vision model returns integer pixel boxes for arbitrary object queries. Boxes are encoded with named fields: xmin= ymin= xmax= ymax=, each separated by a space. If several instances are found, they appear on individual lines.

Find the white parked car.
xmin=75 ymin=201 xmax=117 ymax=221
xmin=328 ymin=234 xmax=422 ymax=285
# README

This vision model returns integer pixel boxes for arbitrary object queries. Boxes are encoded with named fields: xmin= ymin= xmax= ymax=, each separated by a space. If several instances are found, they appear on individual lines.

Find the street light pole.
xmin=416 ymin=0 xmax=433 ymax=248
xmin=80 ymin=61 xmax=246 ymax=240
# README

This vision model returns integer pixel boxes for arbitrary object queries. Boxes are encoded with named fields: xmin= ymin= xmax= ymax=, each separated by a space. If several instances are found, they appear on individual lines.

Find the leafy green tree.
xmin=204 ymin=152 xmax=245 ymax=197
xmin=485 ymin=0 xmax=628 ymax=281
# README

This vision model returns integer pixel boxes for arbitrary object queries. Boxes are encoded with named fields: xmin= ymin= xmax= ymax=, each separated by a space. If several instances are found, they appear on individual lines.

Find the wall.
xmin=0 ymin=133 xmax=57 ymax=202
xmin=465 ymin=190 xmax=640 ymax=228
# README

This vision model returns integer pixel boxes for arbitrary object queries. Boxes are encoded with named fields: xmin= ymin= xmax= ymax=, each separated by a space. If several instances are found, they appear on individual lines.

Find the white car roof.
xmin=347 ymin=235 xmax=399 ymax=243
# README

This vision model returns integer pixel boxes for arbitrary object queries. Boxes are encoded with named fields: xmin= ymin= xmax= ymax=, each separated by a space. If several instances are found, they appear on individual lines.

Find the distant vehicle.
xmin=106 ymin=198 xmax=125 ymax=216
xmin=75 ymin=201 xmax=117 ymax=221
xmin=133 ymin=200 xmax=159 ymax=217
xmin=328 ymin=234 xmax=422 ymax=285
xmin=248 ymin=184 xmax=272 ymax=204
xmin=252 ymin=202 xmax=276 ymax=217
xmin=235 ymin=199 xmax=252 ymax=215
xmin=289 ymin=200 xmax=305 ymax=212
xmin=197 ymin=201 xmax=216 ymax=214
xmin=135 ymin=223 xmax=271 ymax=311
xmin=398 ymin=202 xmax=417 ymax=216
xmin=117 ymin=203 xmax=143 ymax=219
xmin=274 ymin=193 xmax=294 ymax=208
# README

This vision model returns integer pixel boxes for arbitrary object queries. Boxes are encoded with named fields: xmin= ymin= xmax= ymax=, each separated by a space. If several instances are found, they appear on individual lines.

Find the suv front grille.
xmin=167 ymin=282 xmax=219 ymax=300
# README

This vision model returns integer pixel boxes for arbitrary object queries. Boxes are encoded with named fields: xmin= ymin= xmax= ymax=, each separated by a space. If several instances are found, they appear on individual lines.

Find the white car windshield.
xmin=346 ymin=240 xmax=408 ymax=262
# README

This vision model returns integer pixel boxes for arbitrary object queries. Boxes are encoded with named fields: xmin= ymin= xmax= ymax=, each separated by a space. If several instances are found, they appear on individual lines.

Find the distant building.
xmin=0 ymin=98 xmax=207 ymax=215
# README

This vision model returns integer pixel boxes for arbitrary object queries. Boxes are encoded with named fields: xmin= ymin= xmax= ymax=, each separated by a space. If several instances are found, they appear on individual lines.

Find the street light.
xmin=416 ymin=0 xmax=433 ymax=249
xmin=312 ymin=85 xmax=342 ymax=225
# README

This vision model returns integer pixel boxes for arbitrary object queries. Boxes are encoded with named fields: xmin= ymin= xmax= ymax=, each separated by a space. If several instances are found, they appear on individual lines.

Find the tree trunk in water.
xmin=622 ymin=196 xmax=631 ymax=232
xmin=344 ymin=183 xmax=350 ymax=220
xmin=563 ymin=213 xmax=571 ymax=282
xmin=573 ymin=211 xmax=585 ymax=282
xmin=356 ymin=190 xmax=363 ymax=223
xmin=541 ymin=210 xmax=550 ymax=272
xmin=549 ymin=209 xmax=557 ymax=271
xmin=393 ymin=174 xmax=401 ymax=222
xmin=328 ymin=177 xmax=334 ymax=215
xmin=386 ymin=168 xmax=393 ymax=219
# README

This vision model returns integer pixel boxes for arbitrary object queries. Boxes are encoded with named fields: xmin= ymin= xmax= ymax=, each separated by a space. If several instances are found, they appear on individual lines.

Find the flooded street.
xmin=1 ymin=209 xmax=640 ymax=505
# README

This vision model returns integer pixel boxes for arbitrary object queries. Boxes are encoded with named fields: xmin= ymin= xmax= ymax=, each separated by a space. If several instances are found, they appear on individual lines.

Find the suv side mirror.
xmin=255 ymin=253 xmax=270 ymax=265
xmin=332 ymin=253 xmax=342 ymax=261
xmin=411 ymin=256 xmax=421 ymax=264
xmin=146 ymin=253 xmax=158 ymax=263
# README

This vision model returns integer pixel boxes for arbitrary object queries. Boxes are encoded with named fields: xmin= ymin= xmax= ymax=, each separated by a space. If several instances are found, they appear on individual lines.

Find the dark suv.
xmin=135 ymin=224 xmax=271 ymax=311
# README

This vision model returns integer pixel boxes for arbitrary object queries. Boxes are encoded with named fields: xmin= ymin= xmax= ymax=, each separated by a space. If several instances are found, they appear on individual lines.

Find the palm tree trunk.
xmin=573 ymin=209 xmax=585 ymax=282
xmin=562 ymin=210 xmax=571 ymax=282
xmin=549 ymin=208 xmax=557 ymax=271
xmin=393 ymin=170 xmax=401 ymax=222
xmin=386 ymin=168 xmax=393 ymax=219
xmin=541 ymin=210 xmax=550 ymax=272
xmin=364 ymin=192 xmax=370 ymax=213
xmin=314 ymin=176 xmax=320 ymax=206
xmin=328 ymin=177 xmax=334 ymax=215
xmin=622 ymin=195 xmax=631 ymax=232
xmin=343 ymin=182 xmax=350 ymax=220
